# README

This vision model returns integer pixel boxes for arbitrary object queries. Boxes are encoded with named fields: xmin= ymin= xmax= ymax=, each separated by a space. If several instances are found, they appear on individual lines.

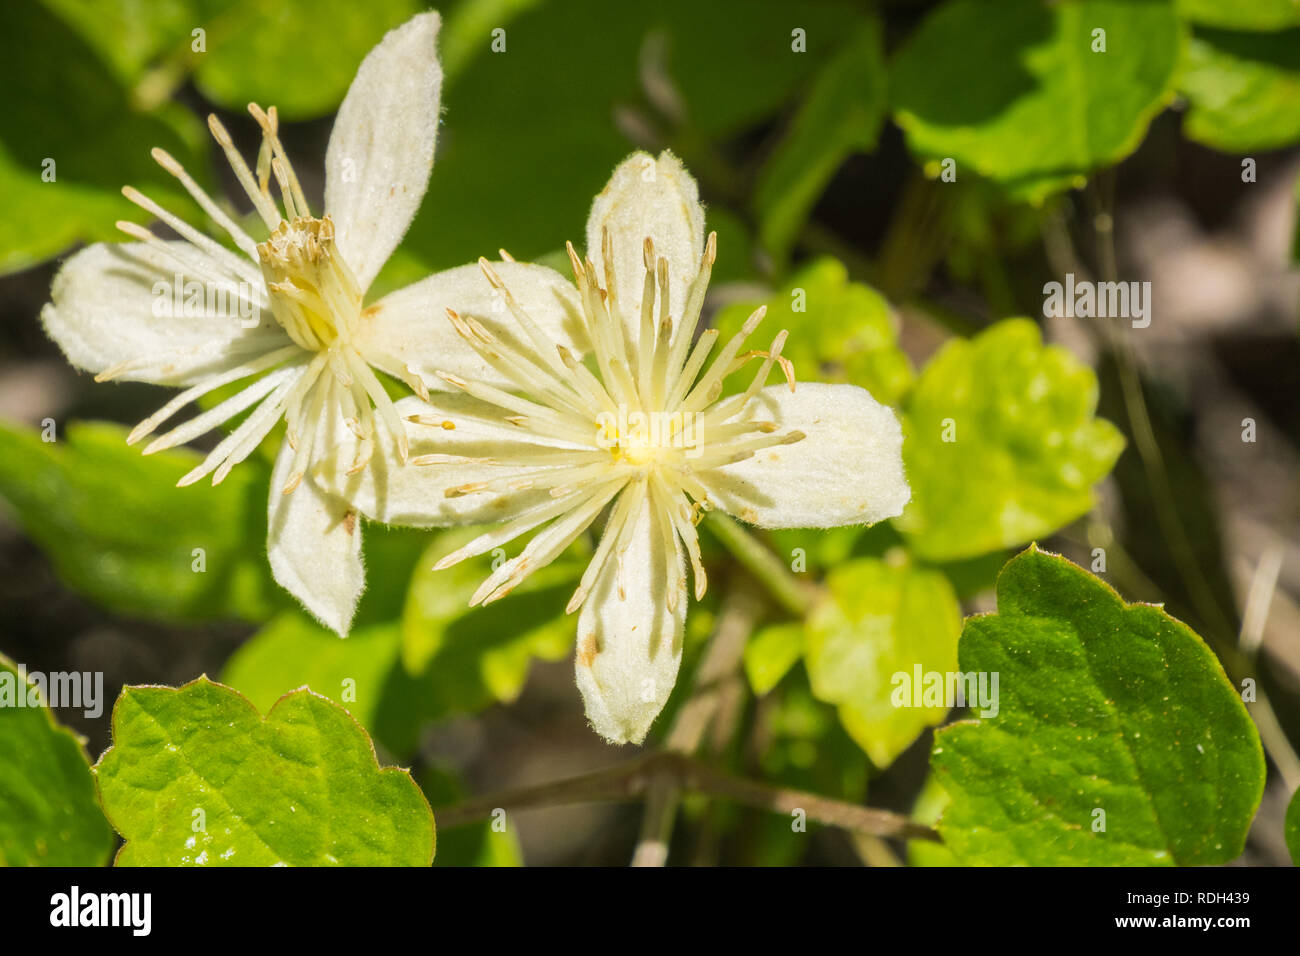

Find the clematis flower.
xmin=39 ymin=12 xmax=580 ymax=635
xmin=317 ymin=151 xmax=911 ymax=745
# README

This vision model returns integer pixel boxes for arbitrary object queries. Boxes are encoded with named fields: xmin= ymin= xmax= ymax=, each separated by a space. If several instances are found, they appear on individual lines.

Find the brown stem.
xmin=432 ymin=750 xmax=941 ymax=843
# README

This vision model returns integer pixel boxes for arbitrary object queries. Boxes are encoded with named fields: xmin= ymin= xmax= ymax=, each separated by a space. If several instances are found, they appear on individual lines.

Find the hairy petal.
xmin=698 ymin=382 xmax=910 ymax=529
xmin=354 ymin=261 xmax=587 ymax=391
xmin=575 ymin=498 xmax=686 ymax=745
xmin=41 ymin=241 xmax=286 ymax=385
xmin=586 ymin=150 xmax=705 ymax=342
xmin=324 ymin=11 xmax=443 ymax=293
xmin=314 ymin=393 xmax=587 ymax=527
xmin=268 ymin=410 xmax=365 ymax=637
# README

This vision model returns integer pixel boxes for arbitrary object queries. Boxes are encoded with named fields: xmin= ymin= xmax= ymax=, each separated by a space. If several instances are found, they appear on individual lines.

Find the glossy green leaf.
xmin=753 ymin=19 xmax=886 ymax=261
xmin=743 ymin=623 xmax=804 ymax=696
xmin=1180 ymin=27 xmax=1300 ymax=152
xmin=711 ymin=258 xmax=913 ymax=407
xmin=891 ymin=0 xmax=1182 ymax=201
xmin=932 ymin=547 xmax=1265 ymax=866
xmin=894 ymin=319 xmax=1125 ymax=561
xmin=1286 ymin=787 xmax=1300 ymax=865
xmin=1176 ymin=0 xmax=1300 ymax=31
xmin=804 ymin=558 xmax=962 ymax=768
xmin=95 ymin=678 xmax=435 ymax=866
xmin=0 ymin=654 xmax=115 ymax=866
xmin=0 ymin=420 xmax=285 ymax=621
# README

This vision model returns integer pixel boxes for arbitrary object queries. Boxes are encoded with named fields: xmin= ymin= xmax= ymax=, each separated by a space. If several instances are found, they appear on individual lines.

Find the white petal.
xmin=268 ymin=412 xmax=365 ymax=637
xmin=314 ymin=393 xmax=589 ymax=527
xmin=586 ymin=150 xmax=705 ymax=341
xmin=324 ymin=11 xmax=443 ymax=293
xmin=575 ymin=497 xmax=686 ymax=745
xmin=41 ymin=242 xmax=286 ymax=385
xmin=353 ymin=261 xmax=587 ymax=390
xmin=698 ymin=382 xmax=910 ymax=529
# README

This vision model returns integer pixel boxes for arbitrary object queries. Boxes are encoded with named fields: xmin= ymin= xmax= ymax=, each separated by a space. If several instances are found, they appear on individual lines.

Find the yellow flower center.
xmin=257 ymin=215 xmax=363 ymax=352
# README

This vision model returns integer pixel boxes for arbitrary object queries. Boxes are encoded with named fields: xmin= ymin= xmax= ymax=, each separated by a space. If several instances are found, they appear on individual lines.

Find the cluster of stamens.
xmin=103 ymin=102 xmax=417 ymax=492
xmin=418 ymin=228 xmax=801 ymax=616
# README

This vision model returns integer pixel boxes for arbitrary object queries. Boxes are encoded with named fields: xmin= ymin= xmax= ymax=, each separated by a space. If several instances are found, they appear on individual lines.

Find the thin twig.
xmin=432 ymin=751 xmax=941 ymax=843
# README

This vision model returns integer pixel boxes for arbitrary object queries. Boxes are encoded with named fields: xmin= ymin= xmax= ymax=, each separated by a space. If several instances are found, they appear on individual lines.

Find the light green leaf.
xmin=753 ymin=19 xmax=886 ymax=262
xmin=0 ymin=420 xmax=285 ymax=622
xmin=891 ymin=0 xmax=1183 ymax=201
xmin=804 ymin=558 xmax=962 ymax=768
xmin=711 ymin=258 xmax=913 ymax=408
xmin=193 ymin=0 xmax=422 ymax=120
xmin=399 ymin=529 xmax=580 ymax=713
xmin=743 ymin=623 xmax=805 ymax=696
xmin=221 ymin=613 xmax=423 ymax=758
xmin=1176 ymin=0 xmax=1300 ymax=32
xmin=1180 ymin=27 xmax=1300 ymax=152
xmin=933 ymin=547 xmax=1265 ymax=866
xmin=907 ymin=775 xmax=958 ymax=867
xmin=894 ymin=319 xmax=1125 ymax=562
xmin=95 ymin=677 xmax=435 ymax=866
xmin=0 ymin=653 xmax=115 ymax=866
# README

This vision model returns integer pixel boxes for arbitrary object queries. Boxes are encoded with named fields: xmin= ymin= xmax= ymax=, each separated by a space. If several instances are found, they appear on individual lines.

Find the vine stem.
xmin=704 ymin=512 xmax=818 ymax=616
xmin=432 ymin=750 xmax=941 ymax=843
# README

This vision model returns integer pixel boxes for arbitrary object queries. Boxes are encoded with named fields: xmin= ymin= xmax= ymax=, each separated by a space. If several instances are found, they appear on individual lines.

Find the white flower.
xmin=317 ymin=152 xmax=911 ymax=745
xmin=39 ymin=12 xmax=581 ymax=636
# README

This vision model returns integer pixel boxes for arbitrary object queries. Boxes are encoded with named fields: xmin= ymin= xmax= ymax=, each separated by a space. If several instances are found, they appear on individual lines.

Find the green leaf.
xmin=193 ymin=0 xmax=422 ymax=121
xmin=1176 ymin=0 xmax=1300 ymax=32
xmin=406 ymin=0 xmax=871 ymax=270
xmin=0 ymin=654 xmax=115 ymax=866
xmin=932 ymin=547 xmax=1265 ymax=866
xmin=753 ymin=19 xmax=886 ymax=262
xmin=222 ymin=613 xmax=424 ymax=758
xmin=891 ymin=0 xmax=1182 ymax=201
xmin=894 ymin=319 xmax=1125 ymax=562
xmin=711 ymin=258 xmax=913 ymax=408
xmin=0 ymin=420 xmax=285 ymax=622
xmin=0 ymin=2 xmax=205 ymax=273
xmin=743 ymin=623 xmax=804 ymax=696
xmin=40 ymin=0 xmax=200 ymax=86
xmin=804 ymin=558 xmax=962 ymax=768
xmin=399 ymin=529 xmax=579 ymax=714
xmin=1286 ymin=788 xmax=1300 ymax=866
xmin=224 ymin=528 xmax=582 ymax=757
xmin=95 ymin=677 xmax=435 ymax=866
xmin=1180 ymin=27 xmax=1300 ymax=152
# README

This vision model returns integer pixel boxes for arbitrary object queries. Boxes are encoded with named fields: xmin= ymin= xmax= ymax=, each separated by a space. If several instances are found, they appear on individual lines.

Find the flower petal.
xmin=575 ymin=496 xmax=686 ymax=745
xmin=324 ymin=11 xmax=443 ymax=293
xmin=41 ymin=241 xmax=286 ymax=385
xmin=268 ymin=413 xmax=365 ymax=637
xmin=313 ymin=393 xmax=589 ymax=528
xmin=698 ymin=382 xmax=910 ymax=529
xmin=586 ymin=150 xmax=705 ymax=342
xmin=354 ymin=261 xmax=587 ymax=390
